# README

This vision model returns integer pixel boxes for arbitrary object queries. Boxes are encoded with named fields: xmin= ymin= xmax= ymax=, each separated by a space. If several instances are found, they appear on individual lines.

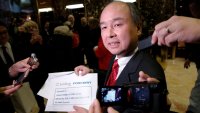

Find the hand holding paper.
xmin=38 ymin=71 xmax=98 ymax=112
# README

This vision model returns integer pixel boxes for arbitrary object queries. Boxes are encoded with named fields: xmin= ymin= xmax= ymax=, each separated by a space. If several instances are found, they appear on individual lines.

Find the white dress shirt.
xmin=115 ymin=47 xmax=138 ymax=80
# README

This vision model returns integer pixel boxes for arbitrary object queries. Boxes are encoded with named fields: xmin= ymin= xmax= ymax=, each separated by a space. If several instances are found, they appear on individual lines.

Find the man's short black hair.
xmin=126 ymin=2 xmax=142 ymax=30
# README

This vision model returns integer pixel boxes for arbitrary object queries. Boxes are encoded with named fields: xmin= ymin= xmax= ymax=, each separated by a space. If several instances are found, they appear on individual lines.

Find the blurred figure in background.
xmin=14 ymin=19 xmax=47 ymax=113
xmin=41 ymin=20 xmax=52 ymax=46
xmin=64 ymin=20 xmax=82 ymax=67
xmin=0 ymin=21 xmax=18 ymax=113
xmin=47 ymin=25 xmax=75 ymax=72
xmin=67 ymin=14 xmax=75 ymax=30
xmin=77 ymin=17 xmax=90 ymax=65
xmin=94 ymin=37 xmax=112 ymax=86
xmin=84 ymin=18 xmax=101 ymax=69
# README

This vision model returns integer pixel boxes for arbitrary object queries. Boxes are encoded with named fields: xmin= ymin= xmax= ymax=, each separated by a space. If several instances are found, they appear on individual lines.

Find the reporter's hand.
xmin=9 ymin=57 xmax=39 ymax=77
xmin=0 ymin=84 xmax=22 ymax=96
xmin=138 ymin=71 xmax=160 ymax=83
xmin=68 ymin=99 xmax=119 ymax=113
xmin=68 ymin=106 xmax=88 ymax=113
xmin=89 ymin=99 xmax=118 ymax=113
xmin=9 ymin=58 xmax=30 ymax=77
xmin=152 ymin=16 xmax=200 ymax=46
xmin=74 ymin=65 xmax=93 ymax=76
xmin=89 ymin=99 xmax=102 ymax=113
xmin=107 ymin=107 xmax=119 ymax=113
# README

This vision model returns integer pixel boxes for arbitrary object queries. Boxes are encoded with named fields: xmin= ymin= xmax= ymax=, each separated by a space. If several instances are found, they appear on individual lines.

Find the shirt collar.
xmin=116 ymin=47 xmax=138 ymax=66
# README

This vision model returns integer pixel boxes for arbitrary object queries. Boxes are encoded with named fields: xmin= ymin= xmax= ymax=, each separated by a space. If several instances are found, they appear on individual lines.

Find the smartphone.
xmin=97 ymin=86 xmax=128 ymax=106
xmin=14 ymin=53 xmax=38 ymax=85
xmin=97 ymin=83 xmax=160 ymax=108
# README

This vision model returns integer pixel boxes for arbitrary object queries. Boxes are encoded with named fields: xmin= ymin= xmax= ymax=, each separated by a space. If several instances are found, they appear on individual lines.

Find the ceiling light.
xmin=66 ymin=4 xmax=84 ymax=9
xmin=114 ymin=0 xmax=136 ymax=3
xmin=39 ymin=8 xmax=53 ymax=12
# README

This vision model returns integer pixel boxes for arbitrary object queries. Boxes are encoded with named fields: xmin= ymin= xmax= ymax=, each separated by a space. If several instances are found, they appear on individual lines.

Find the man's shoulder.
xmin=136 ymin=51 xmax=160 ymax=65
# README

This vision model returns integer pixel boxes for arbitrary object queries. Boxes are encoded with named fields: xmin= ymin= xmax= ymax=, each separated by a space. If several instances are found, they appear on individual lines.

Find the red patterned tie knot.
xmin=107 ymin=59 xmax=119 ymax=86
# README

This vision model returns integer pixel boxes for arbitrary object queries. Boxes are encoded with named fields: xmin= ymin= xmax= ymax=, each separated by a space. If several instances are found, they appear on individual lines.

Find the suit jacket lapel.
xmin=116 ymin=51 xmax=144 ymax=85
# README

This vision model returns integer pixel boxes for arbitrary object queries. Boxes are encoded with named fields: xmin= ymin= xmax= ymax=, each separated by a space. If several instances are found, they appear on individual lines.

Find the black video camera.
xmin=97 ymin=82 xmax=166 ymax=112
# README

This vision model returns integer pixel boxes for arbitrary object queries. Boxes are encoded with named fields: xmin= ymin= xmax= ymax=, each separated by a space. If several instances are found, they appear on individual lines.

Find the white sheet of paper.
xmin=37 ymin=71 xmax=74 ymax=99
xmin=38 ymin=72 xmax=98 ymax=112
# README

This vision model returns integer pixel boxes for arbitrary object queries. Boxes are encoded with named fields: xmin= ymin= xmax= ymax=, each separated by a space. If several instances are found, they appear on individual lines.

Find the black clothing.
xmin=103 ymin=51 xmax=168 ymax=113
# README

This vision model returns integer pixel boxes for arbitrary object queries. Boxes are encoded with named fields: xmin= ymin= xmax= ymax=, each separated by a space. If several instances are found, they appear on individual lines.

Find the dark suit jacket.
xmin=104 ymin=50 xmax=168 ymax=113
xmin=0 ymin=43 xmax=20 ymax=86
xmin=0 ymin=57 xmax=13 ymax=86
xmin=0 ymin=43 xmax=21 ymax=113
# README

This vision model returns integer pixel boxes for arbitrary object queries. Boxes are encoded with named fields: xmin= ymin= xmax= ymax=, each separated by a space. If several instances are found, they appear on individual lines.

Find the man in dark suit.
xmin=72 ymin=1 xmax=168 ymax=113
xmin=0 ymin=21 xmax=17 ymax=113
xmin=0 ymin=21 xmax=33 ymax=113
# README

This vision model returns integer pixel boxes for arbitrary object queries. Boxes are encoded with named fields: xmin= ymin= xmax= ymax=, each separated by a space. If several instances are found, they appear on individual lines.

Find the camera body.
xmin=97 ymin=82 xmax=165 ymax=112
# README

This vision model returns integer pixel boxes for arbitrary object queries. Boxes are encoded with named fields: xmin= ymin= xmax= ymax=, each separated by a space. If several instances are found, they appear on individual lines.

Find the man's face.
xmin=81 ymin=17 xmax=87 ymax=26
xmin=100 ymin=2 xmax=140 ymax=58
xmin=0 ymin=26 xmax=9 ymax=45
xmin=68 ymin=15 xmax=75 ymax=23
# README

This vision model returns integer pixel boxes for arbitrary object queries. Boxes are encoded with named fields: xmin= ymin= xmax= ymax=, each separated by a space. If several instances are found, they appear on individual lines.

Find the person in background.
xmin=47 ymin=25 xmax=74 ymax=72
xmin=15 ymin=19 xmax=46 ymax=113
xmin=67 ymin=14 xmax=75 ymax=29
xmin=41 ymin=20 xmax=52 ymax=46
xmin=77 ymin=17 xmax=90 ymax=65
xmin=93 ymin=37 xmax=112 ymax=86
xmin=66 ymin=14 xmax=79 ymax=33
xmin=84 ymin=18 xmax=101 ymax=69
xmin=94 ymin=37 xmax=112 ymax=71
xmin=0 ymin=21 xmax=20 ymax=113
xmin=71 ymin=1 xmax=168 ymax=113
xmin=65 ymin=15 xmax=83 ymax=67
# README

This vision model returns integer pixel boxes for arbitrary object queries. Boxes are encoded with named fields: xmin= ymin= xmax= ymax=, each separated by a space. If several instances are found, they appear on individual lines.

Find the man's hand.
xmin=74 ymin=65 xmax=93 ymax=76
xmin=138 ymin=71 xmax=160 ymax=83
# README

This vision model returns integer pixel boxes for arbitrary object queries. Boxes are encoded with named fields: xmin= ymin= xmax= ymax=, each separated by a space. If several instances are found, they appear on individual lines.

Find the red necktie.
xmin=107 ymin=59 xmax=119 ymax=86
